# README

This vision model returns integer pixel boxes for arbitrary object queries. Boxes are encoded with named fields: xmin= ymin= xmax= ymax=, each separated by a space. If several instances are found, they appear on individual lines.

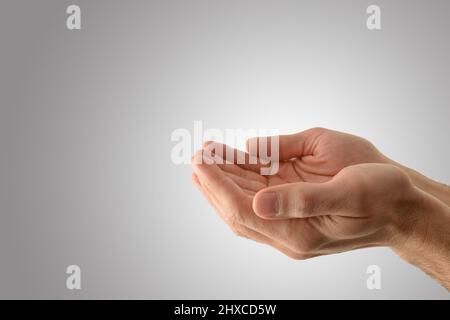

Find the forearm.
xmin=392 ymin=188 xmax=450 ymax=290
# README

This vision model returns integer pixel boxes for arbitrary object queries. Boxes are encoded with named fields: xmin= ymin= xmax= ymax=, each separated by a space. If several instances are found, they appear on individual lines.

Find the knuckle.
xmin=231 ymin=227 xmax=244 ymax=238
xmin=337 ymin=168 xmax=367 ymax=208
xmin=230 ymin=210 xmax=246 ymax=226
xmin=227 ymin=217 xmax=246 ymax=237
xmin=296 ymin=192 xmax=315 ymax=216
xmin=202 ymin=140 xmax=214 ymax=148
xmin=291 ymin=231 xmax=324 ymax=253
xmin=292 ymin=239 xmax=311 ymax=253
xmin=222 ymin=202 xmax=246 ymax=226
xmin=230 ymin=225 xmax=251 ymax=240
xmin=288 ymin=252 xmax=309 ymax=261
xmin=308 ymin=127 xmax=327 ymax=135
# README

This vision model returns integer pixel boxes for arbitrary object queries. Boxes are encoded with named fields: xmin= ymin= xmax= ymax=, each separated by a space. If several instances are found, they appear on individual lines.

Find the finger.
xmin=191 ymin=150 xmax=245 ymax=218
xmin=193 ymin=151 xmax=328 ymax=253
xmin=192 ymin=173 xmax=201 ymax=188
xmin=223 ymin=171 xmax=266 ymax=193
xmin=240 ymin=226 xmax=318 ymax=260
xmin=192 ymin=162 xmax=253 ymax=231
xmin=252 ymin=179 xmax=349 ymax=219
xmin=193 ymin=176 xmax=316 ymax=260
xmin=203 ymin=141 xmax=268 ymax=174
xmin=192 ymin=168 xmax=243 ymax=222
xmin=317 ymin=232 xmax=382 ymax=254
xmin=246 ymin=127 xmax=326 ymax=161
xmin=217 ymin=161 xmax=268 ymax=185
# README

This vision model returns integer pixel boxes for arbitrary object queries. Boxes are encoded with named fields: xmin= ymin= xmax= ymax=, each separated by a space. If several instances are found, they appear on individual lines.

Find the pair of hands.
xmin=191 ymin=128 xmax=450 ymax=288
xmin=192 ymin=128 xmax=421 ymax=257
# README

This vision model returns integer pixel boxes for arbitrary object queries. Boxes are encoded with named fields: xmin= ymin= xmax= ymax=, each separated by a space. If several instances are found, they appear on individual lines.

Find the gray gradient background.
xmin=0 ymin=0 xmax=449 ymax=299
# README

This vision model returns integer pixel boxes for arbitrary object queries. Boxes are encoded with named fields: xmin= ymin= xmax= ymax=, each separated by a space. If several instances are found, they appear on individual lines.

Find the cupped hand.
xmin=191 ymin=139 xmax=423 ymax=259
xmin=246 ymin=127 xmax=387 ymax=183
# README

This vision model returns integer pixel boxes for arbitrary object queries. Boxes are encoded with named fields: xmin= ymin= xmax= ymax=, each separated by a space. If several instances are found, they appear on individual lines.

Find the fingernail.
xmin=256 ymin=192 xmax=279 ymax=217
xmin=203 ymin=153 xmax=215 ymax=164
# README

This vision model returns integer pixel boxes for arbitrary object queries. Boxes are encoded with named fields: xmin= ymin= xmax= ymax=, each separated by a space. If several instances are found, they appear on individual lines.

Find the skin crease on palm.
xmin=190 ymin=128 xmax=450 ymax=289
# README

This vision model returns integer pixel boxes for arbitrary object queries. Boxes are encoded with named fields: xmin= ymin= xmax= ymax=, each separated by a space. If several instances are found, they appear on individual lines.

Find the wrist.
xmin=390 ymin=188 xmax=450 ymax=289
xmin=388 ymin=187 xmax=430 ymax=253
xmin=381 ymin=155 xmax=450 ymax=207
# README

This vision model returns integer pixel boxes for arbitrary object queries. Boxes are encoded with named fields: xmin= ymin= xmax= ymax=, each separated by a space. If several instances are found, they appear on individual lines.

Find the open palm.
xmin=202 ymin=127 xmax=386 ymax=193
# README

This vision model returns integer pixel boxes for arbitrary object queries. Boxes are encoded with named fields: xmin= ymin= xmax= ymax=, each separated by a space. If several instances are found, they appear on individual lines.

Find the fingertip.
xmin=192 ymin=172 xmax=201 ymax=187
xmin=190 ymin=149 xmax=204 ymax=167
xmin=253 ymin=191 xmax=280 ymax=219
xmin=245 ymin=138 xmax=251 ymax=152
xmin=246 ymin=137 xmax=259 ymax=153
xmin=203 ymin=140 xmax=215 ymax=148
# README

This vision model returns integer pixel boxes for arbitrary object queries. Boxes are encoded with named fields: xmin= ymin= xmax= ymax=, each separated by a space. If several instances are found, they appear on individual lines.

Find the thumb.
xmin=252 ymin=181 xmax=346 ymax=219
